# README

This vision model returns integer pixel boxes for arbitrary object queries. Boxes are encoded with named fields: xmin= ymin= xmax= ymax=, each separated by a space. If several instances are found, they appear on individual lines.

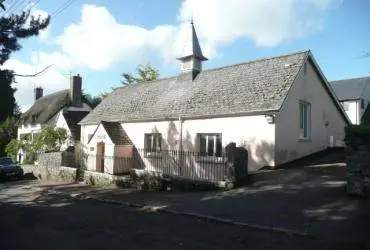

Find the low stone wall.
xmin=38 ymin=152 xmax=62 ymax=168
xmin=82 ymin=170 xmax=131 ymax=187
xmin=22 ymin=164 xmax=77 ymax=183
xmin=345 ymin=127 xmax=370 ymax=197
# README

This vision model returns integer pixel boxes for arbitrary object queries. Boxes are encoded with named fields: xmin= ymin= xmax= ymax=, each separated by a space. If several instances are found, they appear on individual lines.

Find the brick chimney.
xmin=70 ymin=74 xmax=82 ymax=107
xmin=34 ymin=87 xmax=43 ymax=102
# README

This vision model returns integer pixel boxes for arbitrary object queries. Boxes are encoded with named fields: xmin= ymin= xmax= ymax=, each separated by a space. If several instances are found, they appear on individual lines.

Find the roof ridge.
xmin=37 ymin=89 xmax=69 ymax=100
xmin=200 ymin=49 xmax=310 ymax=74
xmin=112 ymin=75 xmax=178 ymax=91
xmin=331 ymin=75 xmax=370 ymax=83
xmin=111 ymin=49 xmax=310 ymax=92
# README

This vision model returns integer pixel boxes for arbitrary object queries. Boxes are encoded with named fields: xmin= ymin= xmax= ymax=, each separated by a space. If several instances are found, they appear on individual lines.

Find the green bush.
xmin=33 ymin=126 xmax=67 ymax=152
xmin=23 ymin=151 xmax=37 ymax=164
xmin=5 ymin=139 xmax=20 ymax=162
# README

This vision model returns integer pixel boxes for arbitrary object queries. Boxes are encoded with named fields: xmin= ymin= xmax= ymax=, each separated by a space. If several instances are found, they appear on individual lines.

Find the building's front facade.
xmin=18 ymin=75 xmax=91 ymax=162
xmin=79 ymin=22 xmax=349 ymax=179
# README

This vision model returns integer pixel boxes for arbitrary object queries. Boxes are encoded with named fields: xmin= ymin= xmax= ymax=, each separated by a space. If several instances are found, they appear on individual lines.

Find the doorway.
xmin=96 ymin=142 xmax=105 ymax=173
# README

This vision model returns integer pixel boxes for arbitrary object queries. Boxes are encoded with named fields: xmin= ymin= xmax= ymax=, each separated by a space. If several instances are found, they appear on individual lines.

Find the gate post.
xmin=225 ymin=142 xmax=249 ymax=187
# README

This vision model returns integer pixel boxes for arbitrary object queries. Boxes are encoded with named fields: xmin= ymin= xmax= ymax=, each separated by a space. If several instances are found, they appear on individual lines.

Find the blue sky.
xmin=4 ymin=0 xmax=370 ymax=111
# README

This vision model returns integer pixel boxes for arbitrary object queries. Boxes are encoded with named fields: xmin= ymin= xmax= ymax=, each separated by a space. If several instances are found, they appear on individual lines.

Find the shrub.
xmin=33 ymin=126 xmax=67 ymax=152
xmin=5 ymin=139 xmax=20 ymax=162
xmin=23 ymin=151 xmax=37 ymax=164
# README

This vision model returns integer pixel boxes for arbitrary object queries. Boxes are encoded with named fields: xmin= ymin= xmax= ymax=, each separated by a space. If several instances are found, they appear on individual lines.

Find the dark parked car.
xmin=0 ymin=157 xmax=24 ymax=181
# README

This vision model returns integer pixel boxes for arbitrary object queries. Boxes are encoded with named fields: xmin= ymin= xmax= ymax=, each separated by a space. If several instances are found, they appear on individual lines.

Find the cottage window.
xmin=198 ymin=133 xmax=222 ymax=157
xmin=144 ymin=133 xmax=162 ymax=153
xmin=299 ymin=101 xmax=311 ymax=140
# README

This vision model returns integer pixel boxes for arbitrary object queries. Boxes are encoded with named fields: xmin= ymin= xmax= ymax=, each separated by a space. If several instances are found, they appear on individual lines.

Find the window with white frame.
xmin=299 ymin=101 xmax=311 ymax=140
xmin=198 ymin=133 xmax=222 ymax=157
xmin=144 ymin=133 xmax=162 ymax=153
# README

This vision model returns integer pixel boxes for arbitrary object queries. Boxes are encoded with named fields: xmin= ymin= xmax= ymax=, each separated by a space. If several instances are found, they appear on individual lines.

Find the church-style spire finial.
xmin=177 ymin=20 xmax=208 ymax=79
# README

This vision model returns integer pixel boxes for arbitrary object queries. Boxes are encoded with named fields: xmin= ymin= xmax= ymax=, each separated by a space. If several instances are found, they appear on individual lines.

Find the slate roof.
xmin=330 ymin=76 xmax=370 ymax=101
xmin=21 ymin=90 xmax=70 ymax=124
xmin=100 ymin=121 xmax=132 ymax=145
xmin=63 ymin=111 xmax=90 ymax=141
xmin=80 ymin=50 xmax=313 ymax=125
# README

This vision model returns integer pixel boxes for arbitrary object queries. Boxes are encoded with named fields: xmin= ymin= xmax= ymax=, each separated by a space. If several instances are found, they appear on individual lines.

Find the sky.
xmin=2 ymin=0 xmax=370 ymax=111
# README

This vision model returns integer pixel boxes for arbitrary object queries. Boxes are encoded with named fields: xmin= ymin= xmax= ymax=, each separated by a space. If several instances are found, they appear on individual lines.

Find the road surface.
xmin=0 ymin=180 xmax=367 ymax=250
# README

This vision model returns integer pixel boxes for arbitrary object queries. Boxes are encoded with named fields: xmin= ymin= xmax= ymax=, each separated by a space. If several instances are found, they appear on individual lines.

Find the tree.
xmin=0 ymin=4 xmax=49 ymax=156
xmin=0 ymin=116 xmax=19 ymax=156
xmin=121 ymin=63 xmax=159 ymax=85
xmin=82 ymin=92 xmax=102 ymax=109
xmin=33 ymin=126 xmax=67 ymax=153
xmin=5 ymin=138 xmax=21 ymax=162
xmin=0 ymin=0 xmax=5 ymax=11
xmin=82 ymin=91 xmax=109 ymax=109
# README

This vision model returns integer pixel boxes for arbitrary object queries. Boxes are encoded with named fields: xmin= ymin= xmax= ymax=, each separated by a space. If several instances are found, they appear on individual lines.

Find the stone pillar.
xmin=225 ymin=142 xmax=249 ymax=187
xmin=345 ymin=127 xmax=370 ymax=197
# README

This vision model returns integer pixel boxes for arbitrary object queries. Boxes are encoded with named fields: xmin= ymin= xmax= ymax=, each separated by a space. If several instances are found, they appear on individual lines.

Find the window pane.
xmin=145 ymin=134 xmax=152 ymax=151
xmin=303 ymin=104 xmax=307 ymax=138
xmin=207 ymin=135 xmax=214 ymax=156
xmin=299 ymin=102 xmax=311 ymax=139
xmin=157 ymin=134 xmax=162 ymax=151
xmin=307 ymin=104 xmax=311 ymax=138
xmin=216 ymin=135 xmax=222 ymax=157
xmin=152 ymin=135 xmax=157 ymax=152
xmin=299 ymin=103 xmax=304 ymax=129
xmin=199 ymin=134 xmax=206 ymax=156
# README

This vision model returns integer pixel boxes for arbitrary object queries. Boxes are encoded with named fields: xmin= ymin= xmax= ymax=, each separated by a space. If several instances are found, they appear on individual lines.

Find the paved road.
xmin=43 ymin=165 xmax=370 ymax=244
xmin=1 ymin=180 xmax=367 ymax=250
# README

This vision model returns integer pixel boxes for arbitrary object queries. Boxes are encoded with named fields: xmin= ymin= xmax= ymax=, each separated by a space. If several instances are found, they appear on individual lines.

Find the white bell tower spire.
xmin=177 ymin=20 xmax=208 ymax=79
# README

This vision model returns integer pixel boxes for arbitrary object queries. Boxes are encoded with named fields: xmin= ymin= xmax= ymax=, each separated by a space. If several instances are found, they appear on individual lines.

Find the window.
xmin=299 ymin=102 xmax=311 ymax=140
xmin=342 ymin=102 xmax=349 ymax=111
xmin=144 ymin=133 xmax=162 ymax=153
xmin=198 ymin=133 xmax=222 ymax=157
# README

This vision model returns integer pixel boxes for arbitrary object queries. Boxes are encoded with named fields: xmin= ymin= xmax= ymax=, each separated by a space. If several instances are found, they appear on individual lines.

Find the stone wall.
xmin=82 ymin=170 xmax=131 ymax=187
xmin=38 ymin=151 xmax=77 ymax=168
xmin=38 ymin=152 xmax=63 ymax=168
xmin=345 ymin=127 xmax=370 ymax=197
xmin=22 ymin=164 xmax=77 ymax=183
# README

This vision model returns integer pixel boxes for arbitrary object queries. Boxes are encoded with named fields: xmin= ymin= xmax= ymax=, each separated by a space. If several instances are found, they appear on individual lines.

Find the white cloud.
xmin=4 ymin=59 xmax=69 ymax=112
xmin=11 ymin=1 xmax=342 ymax=110
xmin=178 ymin=0 xmax=341 ymax=48
xmin=56 ymin=5 xmax=178 ymax=70
xmin=30 ymin=8 xmax=51 ymax=41
xmin=53 ymin=1 xmax=340 ymax=71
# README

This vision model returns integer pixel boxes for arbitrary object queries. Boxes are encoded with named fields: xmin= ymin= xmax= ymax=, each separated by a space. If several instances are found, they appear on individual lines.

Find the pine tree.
xmin=0 ymin=4 xmax=50 ymax=156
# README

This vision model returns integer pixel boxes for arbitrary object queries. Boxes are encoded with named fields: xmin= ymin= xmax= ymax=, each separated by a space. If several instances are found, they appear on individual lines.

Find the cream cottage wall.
xmin=82 ymin=115 xmax=275 ymax=173
xmin=275 ymin=60 xmax=347 ymax=165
